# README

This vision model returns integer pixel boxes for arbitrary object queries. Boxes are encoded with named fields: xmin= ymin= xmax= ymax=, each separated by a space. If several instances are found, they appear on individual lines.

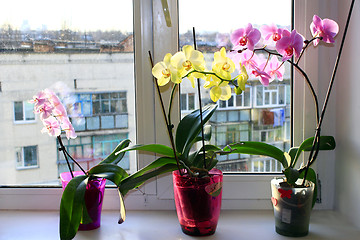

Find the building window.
xmin=70 ymin=92 xmax=129 ymax=131
xmin=14 ymin=101 xmax=35 ymax=122
xmin=16 ymin=146 xmax=38 ymax=169
xmin=92 ymin=92 xmax=127 ymax=115
xmin=255 ymin=85 xmax=287 ymax=107
xmin=57 ymin=134 xmax=129 ymax=175
xmin=180 ymin=93 xmax=195 ymax=111
xmin=218 ymin=88 xmax=251 ymax=109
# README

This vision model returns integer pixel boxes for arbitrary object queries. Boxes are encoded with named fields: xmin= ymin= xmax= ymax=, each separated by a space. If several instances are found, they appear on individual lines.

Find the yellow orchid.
xmin=235 ymin=63 xmax=249 ymax=94
xmin=152 ymin=53 xmax=182 ymax=86
xmin=212 ymin=47 xmax=236 ymax=80
xmin=171 ymin=45 xmax=206 ymax=87
xmin=210 ymin=83 xmax=232 ymax=102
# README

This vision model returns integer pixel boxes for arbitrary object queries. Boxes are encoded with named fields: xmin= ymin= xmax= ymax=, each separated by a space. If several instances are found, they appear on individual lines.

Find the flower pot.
xmin=60 ymin=171 xmax=106 ymax=231
xmin=271 ymin=178 xmax=314 ymax=237
xmin=173 ymin=169 xmax=223 ymax=236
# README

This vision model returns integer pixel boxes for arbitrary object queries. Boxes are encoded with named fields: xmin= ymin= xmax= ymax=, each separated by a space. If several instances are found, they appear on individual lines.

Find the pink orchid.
xmin=41 ymin=116 xmax=61 ymax=137
xmin=310 ymin=15 xmax=339 ymax=46
xmin=263 ymin=56 xmax=285 ymax=81
xmin=30 ymin=90 xmax=48 ymax=109
xmin=251 ymin=64 xmax=271 ymax=86
xmin=261 ymin=24 xmax=283 ymax=42
xmin=276 ymin=30 xmax=304 ymax=61
xmin=61 ymin=118 xmax=77 ymax=140
xmin=229 ymin=49 xmax=260 ymax=72
xmin=231 ymin=23 xmax=261 ymax=51
xmin=37 ymin=101 xmax=54 ymax=120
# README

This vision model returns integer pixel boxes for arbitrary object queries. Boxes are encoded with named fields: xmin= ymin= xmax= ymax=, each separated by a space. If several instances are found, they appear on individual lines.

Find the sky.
xmin=0 ymin=0 xmax=133 ymax=32
xmin=0 ymin=0 xmax=291 ymax=33
xmin=179 ymin=0 xmax=292 ymax=33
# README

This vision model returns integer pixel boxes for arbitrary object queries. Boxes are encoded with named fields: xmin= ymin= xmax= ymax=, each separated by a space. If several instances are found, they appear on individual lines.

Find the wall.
xmin=335 ymin=0 xmax=360 ymax=229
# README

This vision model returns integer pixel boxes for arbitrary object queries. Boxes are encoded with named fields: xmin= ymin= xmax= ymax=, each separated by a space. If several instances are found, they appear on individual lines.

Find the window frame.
xmin=13 ymin=101 xmax=36 ymax=123
xmin=1 ymin=0 xmax=336 ymax=211
xmin=15 ymin=145 xmax=39 ymax=170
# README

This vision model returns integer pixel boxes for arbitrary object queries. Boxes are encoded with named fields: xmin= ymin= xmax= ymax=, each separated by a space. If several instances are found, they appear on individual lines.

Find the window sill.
xmin=1 ymin=210 xmax=359 ymax=239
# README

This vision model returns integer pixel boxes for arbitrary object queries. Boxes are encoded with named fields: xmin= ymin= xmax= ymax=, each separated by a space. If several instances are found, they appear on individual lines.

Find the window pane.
xmin=179 ymin=0 xmax=291 ymax=173
xmin=0 ymin=0 xmax=136 ymax=185
xmin=14 ymin=102 xmax=24 ymax=121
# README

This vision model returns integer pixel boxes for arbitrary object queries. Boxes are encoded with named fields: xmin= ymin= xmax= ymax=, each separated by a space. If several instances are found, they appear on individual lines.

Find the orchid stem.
xmin=148 ymin=51 xmax=183 ymax=175
xmin=301 ymin=0 xmax=356 ymax=185
xmin=57 ymin=136 xmax=87 ymax=177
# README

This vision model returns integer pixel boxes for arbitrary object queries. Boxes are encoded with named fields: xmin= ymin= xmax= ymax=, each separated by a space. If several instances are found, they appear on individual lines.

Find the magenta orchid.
xmin=261 ymin=23 xmax=283 ymax=42
xmin=276 ymin=29 xmax=304 ymax=61
xmin=251 ymin=64 xmax=272 ymax=86
xmin=230 ymin=23 xmax=261 ymax=51
xmin=310 ymin=15 xmax=339 ymax=46
xmin=263 ymin=56 xmax=285 ymax=82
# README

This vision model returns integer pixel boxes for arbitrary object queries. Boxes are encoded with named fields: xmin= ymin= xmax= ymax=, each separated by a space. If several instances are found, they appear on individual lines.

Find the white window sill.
xmin=1 ymin=210 xmax=359 ymax=239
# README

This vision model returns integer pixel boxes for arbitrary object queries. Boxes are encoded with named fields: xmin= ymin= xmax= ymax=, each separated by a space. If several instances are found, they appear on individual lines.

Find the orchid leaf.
xmin=119 ymin=162 xmax=179 ymax=195
xmin=117 ymin=144 xmax=176 ymax=158
xmin=188 ymin=144 xmax=221 ymax=169
xmin=182 ymin=125 xmax=212 ymax=159
xmin=223 ymin=142 xmax=288 ymax=168
xmin=175 ymin=104 xmax=217 ymax=155
xmin=99 ymin=139 xmax=131 ymax=165
xmin=118 ymin=191 xmax=126 ymax=224
xmin=89 ymin=164 xmax=129 ymax=186
xmin=60 ymin=175 xmax=88 ymax=240
xmin=283 ymin=167 xmax=300 ymax=186
xmin=299 ymin=168 xmax=317 ymax=208
xmin=291 ymin=136 xmax=336 ymax=167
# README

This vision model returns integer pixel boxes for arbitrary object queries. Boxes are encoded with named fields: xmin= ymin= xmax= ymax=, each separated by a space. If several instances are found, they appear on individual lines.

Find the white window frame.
xmin=1 ymin=0 xmax=336 ymax=211
xmin=15 ymin=145 xmax=39 ymax=170
xmin=13 ymin=101 xmax=36 ymax=123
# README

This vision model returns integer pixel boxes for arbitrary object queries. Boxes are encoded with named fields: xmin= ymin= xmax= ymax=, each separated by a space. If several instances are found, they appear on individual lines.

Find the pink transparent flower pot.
xmin=173 ymin=169 xmax=223 ymax=236
xmin=60 ymin=171 xmax=106 ymax=231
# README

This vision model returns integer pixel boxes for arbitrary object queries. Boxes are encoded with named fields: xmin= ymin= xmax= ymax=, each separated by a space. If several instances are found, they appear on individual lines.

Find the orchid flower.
xmin=41 ymin=116 xmax=61 ymax=137
xmin=310 ymin=15 xmax=339 ymax=46
xmin=261 ymin=23 xmax=283 ymax=42
xmin=276 ymin=29 xmax=304 ymax=61
xmin=231 ymin=23 xmax=261 ymax=51
xmin=251 ymin=64 xmax=271 ymax=86
xmin=212 ymin=47 xmax=236 ymax=80
xmin=171 ymin=45 xmax=206 ymax=87
xmin=209 ymin=83 xmax=232 ymax=102
xmin=33 ymin=88 xmax=77 ymax=140
xmin=235 ymin=63 xmax=249 ymax=95
xmin=263 ymin=56 xmax=285 ymax=81
xmin=152 ymin=53 xmax=181 ymax=86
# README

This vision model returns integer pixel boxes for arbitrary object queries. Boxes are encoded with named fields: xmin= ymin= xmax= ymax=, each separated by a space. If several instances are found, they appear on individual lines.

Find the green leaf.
xmin=299 ymin=168 xmax=317 ymax=208
xmin=291 ymin=136 xmax=336 ymax=167
xmin=283 ymin=167 xmax=300 ymax=186
xmin=89 ymin=164 xmax=129 ymax=186
xmin=288 ymin=147 xmax=299 ymax=167
xmin=223 ymin=142 xmax=288 ymax=168
xmin=60 ymin=175 xmax=88 ymax=240
xmin=175 ymin=104 xmax=217 ymax=155
xmin=182 ymin=125 xmax=212 ymax=160
xmin=117 ymin=191 xmax=126 ymax=224
xmin=117 ymin=144 xmax=176 ymax=158
xmin=187 ymin=144 xmax=221 ymax=169
xmin=99 ymin=139 xmax=131 ymax=165
xmin=119 ymin=161 xmax=179 ymax=195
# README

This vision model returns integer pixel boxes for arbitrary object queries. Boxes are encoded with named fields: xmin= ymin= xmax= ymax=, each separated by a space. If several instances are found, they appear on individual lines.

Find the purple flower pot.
xmin=60 ymin=171 xmax=106 ymax=230
xmin=173 ymin=169 xmax=223 ymax=236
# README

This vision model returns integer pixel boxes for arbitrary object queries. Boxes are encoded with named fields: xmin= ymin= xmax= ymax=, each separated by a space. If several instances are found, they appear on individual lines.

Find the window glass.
xmin=0 ymin=0 xmax=135 ymax=185
xmin=179 ymin=0 xmax=291 ymax=173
